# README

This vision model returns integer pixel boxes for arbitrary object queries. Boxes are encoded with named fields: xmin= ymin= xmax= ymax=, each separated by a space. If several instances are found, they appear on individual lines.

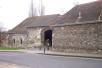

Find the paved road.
xmin=0 ymin=52 xmax=102 ymax=68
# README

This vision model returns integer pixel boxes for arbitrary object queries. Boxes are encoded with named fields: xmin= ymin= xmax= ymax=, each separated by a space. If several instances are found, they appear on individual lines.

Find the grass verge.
xmin=0 ymin=46 xmax=24 ymax=50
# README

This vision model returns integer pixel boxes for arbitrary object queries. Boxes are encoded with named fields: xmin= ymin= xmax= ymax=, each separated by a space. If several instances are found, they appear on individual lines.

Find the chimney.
xmin=75 ymin=12 xmax=82 ymax=22
xmin=78 ymin=12 xmax=82 ymax=18
xmin=98 ymin=3 xmax=102 ymax=20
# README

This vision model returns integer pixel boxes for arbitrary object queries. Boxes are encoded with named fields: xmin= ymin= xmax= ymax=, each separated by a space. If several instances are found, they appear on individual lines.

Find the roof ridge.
xmin=52 ymin=0 xmax=102 ymax=25
xmin=9 ymin=14 xmax=60 ymax=32
xmin=26 ymin=14 xmax=60 ymax=20
xmin=36 ymin=14 xmax=60 ymax=18
xmin=78 ymin=0 xmax=101 ymax=6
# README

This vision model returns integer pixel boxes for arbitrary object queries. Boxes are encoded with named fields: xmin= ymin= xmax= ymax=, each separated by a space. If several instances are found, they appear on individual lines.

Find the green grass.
xmin=0 ymin=46 xmax=24 ymax=50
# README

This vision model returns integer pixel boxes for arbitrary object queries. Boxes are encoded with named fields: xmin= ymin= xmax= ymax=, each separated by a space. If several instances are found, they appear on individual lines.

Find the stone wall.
xmin=27 ymin=26 xmax=53 ymax=47
xmin=6 ymin=21 xmax=102 ymax=53
xmin=52 ymin=22 xmax=102 ymax=53
xmin=27 ymin=27 xmax=42 ymax=47
xmin=5 ymin=33 xmax=27 ymax=48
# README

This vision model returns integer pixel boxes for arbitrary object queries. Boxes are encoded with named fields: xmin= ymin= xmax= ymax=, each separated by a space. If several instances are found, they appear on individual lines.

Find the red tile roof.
xmin=53 ymin=0 xmax=102 ymax=24
xmin=9 ymin=14 xmax=60 ymax=32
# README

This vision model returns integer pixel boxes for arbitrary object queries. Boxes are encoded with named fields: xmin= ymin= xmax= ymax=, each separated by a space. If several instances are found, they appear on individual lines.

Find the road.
xmin=0 ymin=52 xmax=102 ymax=68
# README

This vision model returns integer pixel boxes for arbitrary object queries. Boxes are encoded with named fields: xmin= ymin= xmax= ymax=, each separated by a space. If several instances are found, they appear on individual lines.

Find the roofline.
xmin=27 ymin=25 xmax=50 ymax=28
xmin=8 ymin=32 xmax=27 ymax=34
xmin=51 ymin=20 xmax=102 ymax=27
xmin=27 ymin=20 xmax=102 ymax=28
xmin=77 ymin=0 xmax=98 ymax=6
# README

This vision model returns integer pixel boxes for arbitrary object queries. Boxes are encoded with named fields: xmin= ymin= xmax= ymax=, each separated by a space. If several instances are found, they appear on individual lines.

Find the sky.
xmin=0 ymin=0 xmax=97 ymax=31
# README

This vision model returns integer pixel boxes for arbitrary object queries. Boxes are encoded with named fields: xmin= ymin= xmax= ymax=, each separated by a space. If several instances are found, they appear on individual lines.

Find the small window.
xmin=14 ymin=39 xmax=15 ymax=44
xmin=21 ymin=39 xmax=22 ymax=44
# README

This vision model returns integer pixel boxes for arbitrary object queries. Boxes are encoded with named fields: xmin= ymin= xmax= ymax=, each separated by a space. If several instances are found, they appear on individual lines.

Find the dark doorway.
xmin=44 ymin=30 xmax=52 ymax=46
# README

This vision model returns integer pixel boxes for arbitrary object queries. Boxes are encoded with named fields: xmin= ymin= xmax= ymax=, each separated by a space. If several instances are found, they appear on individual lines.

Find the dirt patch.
xmin=0 ymin=62 xmax=30 ymax=68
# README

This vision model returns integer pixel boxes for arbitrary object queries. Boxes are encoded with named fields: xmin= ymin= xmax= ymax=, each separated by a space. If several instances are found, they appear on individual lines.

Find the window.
xmin=14 ymin=39 xmax=15 ymax=44
xmin=21 ymin=39 xmax=22 ymax=44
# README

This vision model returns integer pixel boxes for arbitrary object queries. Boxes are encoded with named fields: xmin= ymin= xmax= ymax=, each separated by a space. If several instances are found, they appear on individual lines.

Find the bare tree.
xmin=29 ymin=0 xmax=37 ymax=17
xmin=29 ymin=0 xmax=45 ymax=17
xmin=38 ymin=0 xmax=45 ymax=16
xmin=59 ymin=7 xmax=67 ymax=15
xmin=73 ymin=0 xmax=79 ymax=6
xmin=0 ymin=23 xmax=6 ymax=47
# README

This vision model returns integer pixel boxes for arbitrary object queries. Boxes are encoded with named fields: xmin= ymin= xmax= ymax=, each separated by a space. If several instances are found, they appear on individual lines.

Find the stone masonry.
xmin=27 ymin=26 xmax=53 ymax=47
xmin=5 ymin=21 xmax=102 ymax=53
xmin=52 ymin=22 xmax=102 ymax=53
xmin=5 ymin=33 xmax=27 ymax=48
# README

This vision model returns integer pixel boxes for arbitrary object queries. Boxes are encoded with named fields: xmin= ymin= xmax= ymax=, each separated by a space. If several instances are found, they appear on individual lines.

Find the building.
xmin=5 ymin=0 xmax=102 ymax=53
xmin=6 ymin=14 xmax=60 ymax=47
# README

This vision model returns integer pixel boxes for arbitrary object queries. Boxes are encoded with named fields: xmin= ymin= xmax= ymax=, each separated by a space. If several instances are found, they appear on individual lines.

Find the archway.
xmin=44 ymin=30 xmax=52 ymax=46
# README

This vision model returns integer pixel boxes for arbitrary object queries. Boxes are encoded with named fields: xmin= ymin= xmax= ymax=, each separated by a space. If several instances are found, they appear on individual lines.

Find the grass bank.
xmin=0 ymin=46 xmax=24 ymax=50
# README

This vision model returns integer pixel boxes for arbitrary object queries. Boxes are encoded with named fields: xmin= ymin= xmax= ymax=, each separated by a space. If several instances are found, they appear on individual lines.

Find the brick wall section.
xmin=5 ymin=33 xmax=27 ymax=47
xmin=52 ymin=22 xmax=102 ymax=53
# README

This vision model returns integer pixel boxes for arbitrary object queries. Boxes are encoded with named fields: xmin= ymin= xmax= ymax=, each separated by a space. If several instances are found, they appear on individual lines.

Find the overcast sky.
xmin=0 ymin=0 xmax=97 ymax=31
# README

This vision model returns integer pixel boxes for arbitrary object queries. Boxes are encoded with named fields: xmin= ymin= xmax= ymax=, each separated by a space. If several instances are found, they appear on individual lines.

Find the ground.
xmin=0 ymin=61 xmax=29 ymax=68
xmin=0 ymin=52 xmax=102 ymax=68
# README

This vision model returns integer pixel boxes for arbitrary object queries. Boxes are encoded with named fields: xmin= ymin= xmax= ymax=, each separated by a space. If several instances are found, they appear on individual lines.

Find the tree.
xmin=29 ymin=0 xmax=45 ymax=17
xmin=38 ymin=0 xmax=45 ymax=16
xmin=59 ymin=7 xmax=67 ymax=15
xmin=29 ymin=0 xmax=37 ymax=17
xmin=73 ymin=0 xmax=79 ymax=6
xmin=0 ymin=23 xmax=7 ymax=47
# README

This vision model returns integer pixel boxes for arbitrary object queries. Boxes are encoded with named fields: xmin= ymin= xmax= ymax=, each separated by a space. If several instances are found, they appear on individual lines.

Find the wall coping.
xmin=27 ymin=20 xmax=102 ymax=28
xmin=27 ymin=25 xmax=50 ymax=28
xmin=51 ymin=20 xmax=102 ymax=27
xmin=8 ymin=32 xmax=27 ymax=34
xmin=8 ymin=20 xmax=102 ymax=34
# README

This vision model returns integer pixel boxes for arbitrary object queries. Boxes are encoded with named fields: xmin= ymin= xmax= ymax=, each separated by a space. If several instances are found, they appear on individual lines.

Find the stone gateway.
xmin=4 ymin=0 xmax=102 ymax=53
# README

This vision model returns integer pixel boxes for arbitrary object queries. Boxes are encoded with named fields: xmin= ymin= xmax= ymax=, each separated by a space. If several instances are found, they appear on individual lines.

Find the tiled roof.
xmin=9 ymin=14 xmax=60 ymax=32
xmin=53 ymin=0 xmax=102 ymax=24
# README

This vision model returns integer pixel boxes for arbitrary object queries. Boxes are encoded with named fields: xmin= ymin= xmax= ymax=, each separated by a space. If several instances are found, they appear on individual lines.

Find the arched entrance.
xmin=44 ymin=30 xmax=52 ymax=47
